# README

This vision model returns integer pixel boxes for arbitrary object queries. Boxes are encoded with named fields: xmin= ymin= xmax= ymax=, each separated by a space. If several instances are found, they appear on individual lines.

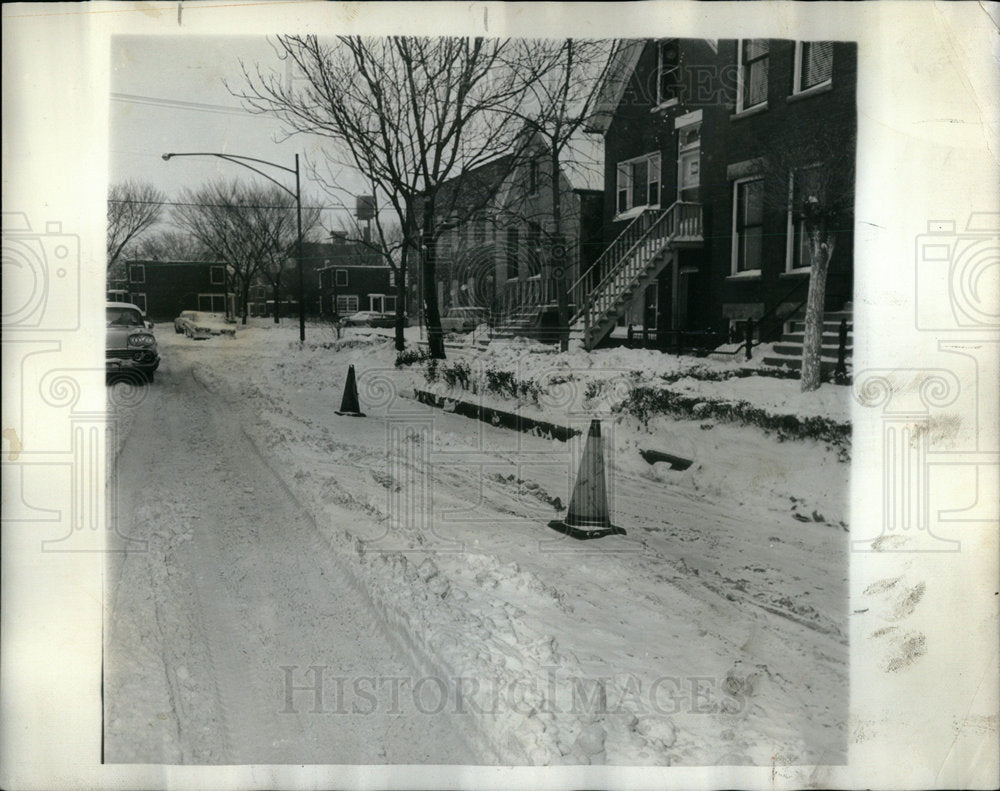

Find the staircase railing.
xmin=569 ymin=208 xmax=657 ymax=320
xmin=571 ymin=201 xmax=702 ymax=344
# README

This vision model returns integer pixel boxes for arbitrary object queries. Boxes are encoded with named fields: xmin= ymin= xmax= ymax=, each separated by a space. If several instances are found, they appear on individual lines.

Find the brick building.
xmin=580 ymin=38 xmax=856 ymax=350
xmin=313 ymin=235 xmax=395 ymax=317
xmin=119 ymin=260 xmax=230 ymax=321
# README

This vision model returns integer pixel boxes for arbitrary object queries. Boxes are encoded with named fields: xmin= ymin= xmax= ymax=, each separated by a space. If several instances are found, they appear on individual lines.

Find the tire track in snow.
xmin=107 ymin=353 xmax=481 ymax=764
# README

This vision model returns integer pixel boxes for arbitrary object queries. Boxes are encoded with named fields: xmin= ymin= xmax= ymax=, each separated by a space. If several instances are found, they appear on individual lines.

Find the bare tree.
xmin=171 ymin=180 xmax=318 ymax=324
xmin=499 ymin=39 xmax=620 ymax=351
xmin=248 ymin=188 xmax=321 ymax=323
xmin=232 ymin=36 xmax=536 ymax=358
xmin=135 ymin=228 xmax=213 ymax=262
xmin=760 ymin=116 xmax=856 ymax=391
xmin=107 ymin=180 xmax=165 ymax=276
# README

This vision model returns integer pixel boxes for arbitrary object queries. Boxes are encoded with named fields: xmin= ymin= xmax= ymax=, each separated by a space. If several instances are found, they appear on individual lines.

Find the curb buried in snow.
xmin=413 ymin=389 xmax=582 ymax=442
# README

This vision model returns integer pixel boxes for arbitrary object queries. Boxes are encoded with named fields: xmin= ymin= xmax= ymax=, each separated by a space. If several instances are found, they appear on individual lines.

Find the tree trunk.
xmin=272 ymin=277 xmax=281 ymax=324
xmin=800 ymin=227 xmax=834 ymax=392
xmin=421 ymin=200 xmax=445 ymax=359
xmin=395 ymin=245 xmax=408 ymax=352
xmin=240 ymin=278 xmax=250 ymax=325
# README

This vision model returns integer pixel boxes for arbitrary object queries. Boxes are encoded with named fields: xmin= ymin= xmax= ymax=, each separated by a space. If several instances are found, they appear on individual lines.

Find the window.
xmin=473 ymin=217 xmax=487 ymax=246
xmin=737 ymin=39 xmax=769 ymax=112
xmin=210 ymin=265 xmax=225 ymax=285
xmin=732 ymin=177 xmax=764 ymax=274
xmin=615 ymin=152 xmax=661 ymax=216
xmin=129 ymin=264 xmax=145 ymax=283
xmin=336 ymin=269 xmax=348 ymax=287
xmin=336 ymin=295 xmax=359 ymax=314
xmin=657 ymin=39 xmax=680 ymax=106
xmin=505 ymin=227 xmax=519 ymax=280
xmin=786 ymin=166 xmax=824 ymax=272
xmin=794 ymin=41 xmax=833 ymax=93
xmin=528 ymin=160 xmax=539 ymax=195
xmin=198 ymin=293 xmax=226 ymax=312
xmin=677 ymin=122 xmax=701 ymax=201
xmin=130 ymin=292 xmax=147 ymax=312
xmin=528 ymin=222 xmax=542 ymax=257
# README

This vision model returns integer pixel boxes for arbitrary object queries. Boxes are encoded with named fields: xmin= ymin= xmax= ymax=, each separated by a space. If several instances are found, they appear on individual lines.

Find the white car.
xmin=441 ymin=306 xmax=489 ymax=333
xmin=173 ymin=311 xmax=236 ymax=339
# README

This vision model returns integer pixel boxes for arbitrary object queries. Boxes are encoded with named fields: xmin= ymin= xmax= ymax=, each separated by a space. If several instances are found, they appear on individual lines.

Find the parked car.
xmin=341 ymin=310 xmax=409 ymax=328
xmin=106 ymin=302 xmax=159 ymax=382
xmin=173 ymin=310 xmax=236 ymax=339
xmin=440 ymin=306 xmax=489 ymax=333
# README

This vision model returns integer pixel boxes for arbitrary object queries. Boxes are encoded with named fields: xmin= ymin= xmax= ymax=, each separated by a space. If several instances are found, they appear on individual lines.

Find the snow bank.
xmin=156 ymin=321 xmax=849 ymax=767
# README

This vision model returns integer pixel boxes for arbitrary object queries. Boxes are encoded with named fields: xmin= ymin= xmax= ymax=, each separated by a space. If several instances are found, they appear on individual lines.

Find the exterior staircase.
xmin=568 ymin=202 xmax=703 ymax=351
xmin=761 ymin=303 xmax=853 ymax=378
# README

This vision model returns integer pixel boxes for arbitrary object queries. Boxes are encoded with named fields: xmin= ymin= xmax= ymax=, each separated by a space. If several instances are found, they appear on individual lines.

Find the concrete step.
xmin=783 ymin=331 xmax=851 ymax=345
xmin=774 ymin=342 xmax=853 ymax=357
xmin=762 ymin=354 xmax=851 ymax=376
xmin=789 ymin=320 xmax=853 ymax=334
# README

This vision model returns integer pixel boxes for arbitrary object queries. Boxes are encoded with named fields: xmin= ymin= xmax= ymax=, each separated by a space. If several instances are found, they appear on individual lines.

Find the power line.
xmin=111 ymin=92 xmax=257 ymax=118
xmin=108 ymin=197 xmax=389 ymax=214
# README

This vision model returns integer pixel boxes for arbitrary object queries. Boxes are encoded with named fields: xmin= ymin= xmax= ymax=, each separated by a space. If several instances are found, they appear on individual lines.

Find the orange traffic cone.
xmin=548 ymin=419 xmax=625 ymax=540
xmin=335 ymin=364 xmax=366 ymax=416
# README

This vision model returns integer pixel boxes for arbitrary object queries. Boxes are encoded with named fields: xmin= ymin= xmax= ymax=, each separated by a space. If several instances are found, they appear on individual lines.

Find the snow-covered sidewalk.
xmin=121 ymin=320 xmax=849 ymax=768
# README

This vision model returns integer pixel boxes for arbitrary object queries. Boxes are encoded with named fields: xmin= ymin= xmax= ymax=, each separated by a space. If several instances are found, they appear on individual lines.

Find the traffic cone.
xmin=548 ymin=419 xmax=625 ymax=540
xmin=335 ymin=364 xmax=366 ymax=416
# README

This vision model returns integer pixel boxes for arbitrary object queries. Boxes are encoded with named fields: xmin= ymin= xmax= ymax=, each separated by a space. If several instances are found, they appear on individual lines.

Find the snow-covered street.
xmin=104 ymin=346 xmax=481 ymax=764
xmin=105 ymin=322 xmax=849 ymax=766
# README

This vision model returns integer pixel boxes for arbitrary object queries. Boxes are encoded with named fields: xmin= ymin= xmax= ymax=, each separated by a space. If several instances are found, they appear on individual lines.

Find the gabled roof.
xmin=585 ymin=39 xmax=646 ymax=136
xmin=432 ymin=153 xmax=517 ymax=217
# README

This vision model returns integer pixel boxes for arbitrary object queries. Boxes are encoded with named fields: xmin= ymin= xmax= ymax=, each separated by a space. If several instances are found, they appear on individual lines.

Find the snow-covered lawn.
xmin=117 ymin=318 xmax=849 ymax=768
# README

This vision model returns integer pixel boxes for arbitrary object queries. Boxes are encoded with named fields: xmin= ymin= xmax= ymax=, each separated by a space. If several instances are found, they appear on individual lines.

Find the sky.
xmin=109 ymin=34 xmax=606 ymax=241
xmin=110 ymin=35 xmax=372 ymax=238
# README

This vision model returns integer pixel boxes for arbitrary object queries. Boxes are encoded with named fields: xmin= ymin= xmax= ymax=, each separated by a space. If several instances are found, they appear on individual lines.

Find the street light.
xmin=162 ymin=151 xmax=306 ymax=342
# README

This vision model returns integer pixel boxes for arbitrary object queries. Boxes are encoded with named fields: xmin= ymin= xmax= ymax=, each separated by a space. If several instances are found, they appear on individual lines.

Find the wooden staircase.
xmin=568 ymin=202 xmax=703 ymax=351
xmin=761 ymin=303 xmax=853 ymax=378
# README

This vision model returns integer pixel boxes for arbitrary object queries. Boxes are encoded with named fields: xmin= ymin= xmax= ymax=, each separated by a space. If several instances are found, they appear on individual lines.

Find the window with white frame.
xmin=129 ymin=264 xmax=145 ymax=283
xmin=786 ymin=165 xmax=824 ymax=272
xmin=616 ymin=152 xmax=661 ymax=216
xmin=130 ymin=292 xmax=147 ymax=312
xmin=336 ymin=295 xmax=359 ymax=314
xmin=677 ymin=122 xmax=701 ymax=201
xmin=732 ymin=177 xmax=764 ymax=274
xmin=737 ymin=39 xmax=769 ymax=112
xmin=336 ymin=269 xmax=348 ymax=287
xmin=657 ymin=40 xmax=680 ymax=106
xmin=210 ymin=265 xmax=225 ymax=285
xmin=793 ymin=41 xmax=833 ymax=94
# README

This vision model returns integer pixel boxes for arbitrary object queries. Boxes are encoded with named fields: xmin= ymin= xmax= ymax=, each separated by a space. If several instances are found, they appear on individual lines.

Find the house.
xmin=411 ymin=133 xmax=604 ymax=329
xmin=119 ymin=259 xmax=231 ymax=321
xmin=581 ymin=38 xmax=856 ymax=352
xmin=313 ymin=234 xmax=395 ymax=317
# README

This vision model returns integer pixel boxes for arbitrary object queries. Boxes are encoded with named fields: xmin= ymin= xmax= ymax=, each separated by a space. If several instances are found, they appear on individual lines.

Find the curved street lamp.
xmin=162 ymin=151 xmax=305 ymax=342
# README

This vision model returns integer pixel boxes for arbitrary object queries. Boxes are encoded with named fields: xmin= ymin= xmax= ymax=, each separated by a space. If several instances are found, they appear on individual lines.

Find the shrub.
xmin=395 ymin=348 xmax=432 ymax=367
